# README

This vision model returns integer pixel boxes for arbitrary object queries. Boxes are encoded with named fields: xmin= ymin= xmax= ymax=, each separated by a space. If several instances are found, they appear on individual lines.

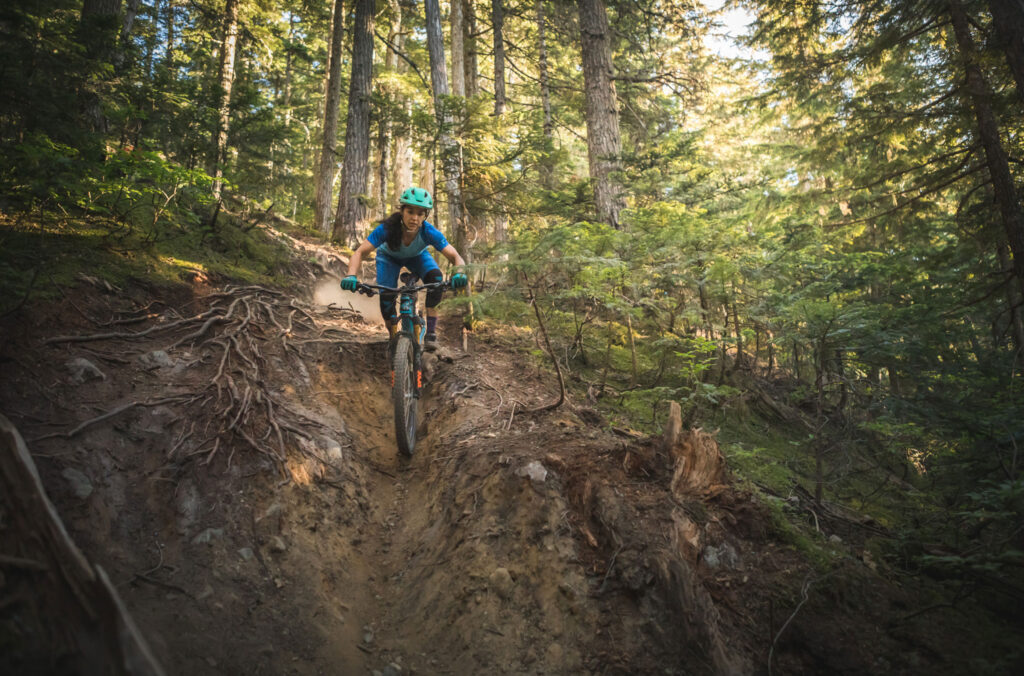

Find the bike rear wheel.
xmin=392 ymin=335 xmax=418 ymax=456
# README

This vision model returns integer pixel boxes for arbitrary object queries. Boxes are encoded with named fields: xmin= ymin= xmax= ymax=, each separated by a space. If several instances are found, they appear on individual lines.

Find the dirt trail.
xmin=0 ymin=266 xmax=983 ymax=675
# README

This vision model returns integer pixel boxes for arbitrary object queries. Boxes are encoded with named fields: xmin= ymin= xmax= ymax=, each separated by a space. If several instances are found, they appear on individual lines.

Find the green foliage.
xmin=1 ymin=0 xmax=1023 ymax=645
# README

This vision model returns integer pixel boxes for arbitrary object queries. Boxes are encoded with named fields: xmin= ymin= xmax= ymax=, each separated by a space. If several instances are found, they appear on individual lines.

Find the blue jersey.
xmin=368 ymin=221 xmax=449 ymax=259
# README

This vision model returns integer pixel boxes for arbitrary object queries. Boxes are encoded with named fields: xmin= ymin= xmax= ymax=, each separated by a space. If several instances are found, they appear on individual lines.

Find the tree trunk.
xmin=988 ymin=0 xmax=1024 ymax=104
xmin=79 ymin=0 xmax=122 ymax=134
xmin=451 ymin=0 xmax=466 ymax=97
xmin=834 ymin=346 xmax=848 ymax=413
xmin=697 ymin=272 xmax=711 ymax=340
xmin=887 ymin=362 xmax=901 ymax=396
xmin=731 ymin=289 xmax=743 ymax=369
xmin=998 ymin=241 xmax=1024 ymax=359
xmin=949 ymin=0 xmax=1024 ymax=291
xmin=425 ymin=0 xmax=467 ymax=253
xmin=314 ymin=0 xmax=346 ymax=234
xmin=392 ymin=100 xmax=413 ymax=204
xmin=627 ymin=311 xmax=638 ymax=386
xmin=390 ymin=2 xmax=412 ymax=206
xmin=813 ymin=335 xmax=831 ymax=505
xmin=164 ymin=0 xmax=175 ymax=66
xmin=333 ymin=0 xmax=376 ymax=244
xmin=463 ymin=0 xmax=486 ymax=254
xmin=465 ymin=0 xmax=480 ymax=97
xmin=376 ymin=0 xmax=403 ymax=214
xmin=282 ymin=12 xmax=296 ymax=130
xmin=120 ymin=0 xmax=138 ymax=58
xmin=81 ymin=0 xmax=122 ymax=49
xmin=492 ymin=0 xmax=507 ymax=115
xmin=271 ymin=12 xmax=297 ymax=184
xmin=418 ymin=156 xmax=434 ymax=199
xmin=211 ymin=0 xmax=240 ymax=201
xmin=578 ymin=0 xmax=624 ymax=228
xmin=538 ymin=0 xmax=554 ymax=189
xmin=598 ymin=326 xmax=614 ymax=396
xmin=793 ymin=340 xmax=802 ymax=381
xmin=375 ymin=117 xmax=391 ymax=216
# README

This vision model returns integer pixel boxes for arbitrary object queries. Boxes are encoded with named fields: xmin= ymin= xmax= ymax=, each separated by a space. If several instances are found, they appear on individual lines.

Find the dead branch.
xmin=523 ymin=278 xmax=566 ymax=414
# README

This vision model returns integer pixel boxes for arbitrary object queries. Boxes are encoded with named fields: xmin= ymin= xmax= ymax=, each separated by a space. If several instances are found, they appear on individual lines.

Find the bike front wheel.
xmin=392 ymin=335 xmax=418 ymax=456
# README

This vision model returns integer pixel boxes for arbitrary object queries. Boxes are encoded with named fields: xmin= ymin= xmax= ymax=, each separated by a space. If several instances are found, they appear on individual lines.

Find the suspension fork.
xmin=395 ymin=290 xmax=424 ymax=397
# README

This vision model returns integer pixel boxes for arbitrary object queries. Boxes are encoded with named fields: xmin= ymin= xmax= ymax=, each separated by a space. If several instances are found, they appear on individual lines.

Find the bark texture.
xmin=451 ymin=0 xmax=466 ymax=97
xmin=377 ymin=0 xmax=403 ymax=212
xmin=425 ymin=0 xmax=467 ymax=252
xmin=211 ymin=0 xmax=240 ymax=200
xmin=120 ymin=0 xmax=139 ymax=56
xmin=578 ymin=0 xmax=624 ymax=228
xmin=314 ymin=0 xmax=346 ymax=234
xmin=333 ymin=0 xmax=376 ymax=244
xmin=164 ymin=0 xmax=175 ymax=65
xmin=662 ymin=402 xmax=727 ymax=497
xmin=949 ymin=0 xmax=1024 ymax=289
xmin=465 ymin=0 xmax=480 ymax=97
xmin=492 ymin=0 xmax=507 ymax=114
xmin=988 ymin=0 xmax=1024 ymax=103
xmin=391 ymin=1 xmax=413 ymax=206
xmin=538 ymin=0 xmax=554 ymax=188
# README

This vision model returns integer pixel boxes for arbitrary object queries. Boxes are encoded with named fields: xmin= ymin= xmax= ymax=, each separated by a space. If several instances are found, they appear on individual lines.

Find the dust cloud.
xmin=313 ymin=277 xmax=384 ymax=325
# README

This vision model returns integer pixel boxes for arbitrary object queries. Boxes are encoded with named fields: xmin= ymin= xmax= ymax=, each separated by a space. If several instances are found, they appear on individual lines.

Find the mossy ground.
xmin=0 ymin=211 xmax=298 ymax=314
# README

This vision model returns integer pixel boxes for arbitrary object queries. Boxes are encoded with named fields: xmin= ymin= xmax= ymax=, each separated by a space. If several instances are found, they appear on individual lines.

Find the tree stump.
xmin=662 ymin=401 xmax=726 ymax=497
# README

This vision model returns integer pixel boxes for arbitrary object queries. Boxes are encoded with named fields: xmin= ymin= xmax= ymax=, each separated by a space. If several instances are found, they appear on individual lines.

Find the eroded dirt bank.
xmin=0 ymin=274 xmax=988 ymax=675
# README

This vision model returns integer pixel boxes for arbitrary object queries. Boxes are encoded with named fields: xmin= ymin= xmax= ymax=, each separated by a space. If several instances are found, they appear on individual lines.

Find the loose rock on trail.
xmin=0 ymin=247 xmax=979 ymax=675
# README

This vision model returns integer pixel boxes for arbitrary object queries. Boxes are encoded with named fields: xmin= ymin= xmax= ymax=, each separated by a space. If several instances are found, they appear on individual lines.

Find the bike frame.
xmin=347 ymin=275 xmax=451 ymax=457
xmin=355 ymin=275 xmax=449 ymax=399
xmin=398 ymin=283 xmax=427 ymax=348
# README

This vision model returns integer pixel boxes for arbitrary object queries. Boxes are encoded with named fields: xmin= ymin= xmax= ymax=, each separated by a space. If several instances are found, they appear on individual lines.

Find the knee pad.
xmin=379 ymin=292 xmax=398 ymax=321
xmin=424 ymin=269 xmax=444 ymax=307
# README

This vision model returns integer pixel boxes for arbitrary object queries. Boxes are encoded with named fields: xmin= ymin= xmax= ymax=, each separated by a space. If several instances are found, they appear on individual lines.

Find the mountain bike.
xmin=351 ymin=273 xmax=450 ymax=457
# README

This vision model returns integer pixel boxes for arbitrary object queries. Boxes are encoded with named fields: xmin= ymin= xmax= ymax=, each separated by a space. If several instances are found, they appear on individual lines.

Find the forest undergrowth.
xmin=3 ymin=0 xmax=1024 ymax=669
xmin=1 ymin=199 xmax=1022 ymax=673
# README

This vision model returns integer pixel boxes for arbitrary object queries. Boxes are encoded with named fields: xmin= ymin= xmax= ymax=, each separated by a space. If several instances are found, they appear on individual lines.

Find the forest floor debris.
xmin=0 ymin=272 xmax=1010 ymax=675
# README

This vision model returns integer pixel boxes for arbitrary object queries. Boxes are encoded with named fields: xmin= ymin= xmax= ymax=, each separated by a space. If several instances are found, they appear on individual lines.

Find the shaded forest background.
xmin=1 ymin=0 xmax=1022 ymax=660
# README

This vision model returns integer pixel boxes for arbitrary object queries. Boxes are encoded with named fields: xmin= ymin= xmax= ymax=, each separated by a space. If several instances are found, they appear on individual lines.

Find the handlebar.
xmin=352 ymin=280 xmax=451 ymax=297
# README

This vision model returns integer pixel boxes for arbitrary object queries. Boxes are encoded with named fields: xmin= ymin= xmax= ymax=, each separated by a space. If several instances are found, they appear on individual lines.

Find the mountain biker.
xmin=341 ymin=186 xmax=468 ymax=351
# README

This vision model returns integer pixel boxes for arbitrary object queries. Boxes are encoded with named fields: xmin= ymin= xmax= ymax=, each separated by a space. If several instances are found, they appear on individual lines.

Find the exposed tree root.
xmin=42 ymin=286 xmax=353 ymax=475
xmin=31 ymin=396 xmax=193 ymax=442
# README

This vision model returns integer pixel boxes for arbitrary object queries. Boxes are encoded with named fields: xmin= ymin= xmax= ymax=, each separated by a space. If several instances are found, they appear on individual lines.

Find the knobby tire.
xmin=392 ymin=335 xmax=417 ymax=457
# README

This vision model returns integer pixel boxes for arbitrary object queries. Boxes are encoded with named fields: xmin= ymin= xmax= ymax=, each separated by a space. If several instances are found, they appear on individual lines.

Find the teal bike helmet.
xmin=399 ymin=186 xmax=433 ymax=210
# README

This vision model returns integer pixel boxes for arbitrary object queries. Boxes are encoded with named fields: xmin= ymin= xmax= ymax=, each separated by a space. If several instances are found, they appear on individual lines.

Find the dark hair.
xmin=381 ymin=211 xmax=403 ymax=250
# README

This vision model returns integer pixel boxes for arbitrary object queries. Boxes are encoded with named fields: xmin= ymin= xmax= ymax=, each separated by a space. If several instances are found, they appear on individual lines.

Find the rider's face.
xmin=401 ymin=206 xmax=428 ymax=233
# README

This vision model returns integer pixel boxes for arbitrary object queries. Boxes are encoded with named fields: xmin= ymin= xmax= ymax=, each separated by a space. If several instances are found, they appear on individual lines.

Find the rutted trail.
xmin=1 ymin=268 xmax=971 ymax=675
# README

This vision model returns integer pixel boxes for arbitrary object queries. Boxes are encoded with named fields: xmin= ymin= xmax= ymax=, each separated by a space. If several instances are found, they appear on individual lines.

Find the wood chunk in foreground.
xmin=0 ymin=413 xmax=165 ymax=676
